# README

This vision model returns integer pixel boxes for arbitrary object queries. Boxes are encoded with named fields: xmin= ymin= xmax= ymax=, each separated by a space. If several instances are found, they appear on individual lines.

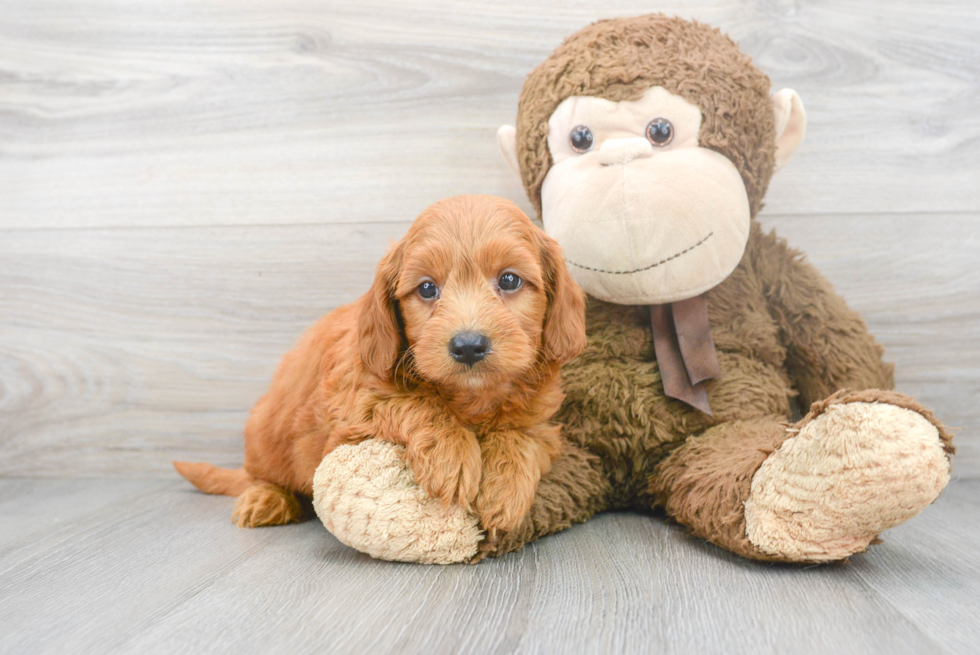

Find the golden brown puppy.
xmin=175 ymin=195 xmax=586 ymax=535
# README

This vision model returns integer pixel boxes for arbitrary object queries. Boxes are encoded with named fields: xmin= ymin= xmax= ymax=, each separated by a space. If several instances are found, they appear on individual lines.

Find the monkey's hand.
xmin=312 ymin=439 xmax=483 ymax=564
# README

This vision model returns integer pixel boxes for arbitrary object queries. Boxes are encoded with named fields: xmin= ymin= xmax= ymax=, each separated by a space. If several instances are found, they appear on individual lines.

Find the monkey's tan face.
xmin=541 ymin=86 xmax=751 ymax=305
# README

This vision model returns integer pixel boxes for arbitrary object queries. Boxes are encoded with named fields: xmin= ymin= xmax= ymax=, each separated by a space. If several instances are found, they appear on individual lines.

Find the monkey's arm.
xmin=750 ymin=224 xmax=894 ymax=407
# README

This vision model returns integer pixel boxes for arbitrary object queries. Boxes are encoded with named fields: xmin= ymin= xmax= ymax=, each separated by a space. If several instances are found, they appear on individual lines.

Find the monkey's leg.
xmin=650 ymin=390 xmax=953 ymax=563
xmin=474 ymin=440 xmax=612 ymax=561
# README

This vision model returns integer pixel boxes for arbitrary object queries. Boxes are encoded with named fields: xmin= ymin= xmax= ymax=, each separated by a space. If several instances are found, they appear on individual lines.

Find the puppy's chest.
xmin=448 ymin=384 xmax=559 ymax=434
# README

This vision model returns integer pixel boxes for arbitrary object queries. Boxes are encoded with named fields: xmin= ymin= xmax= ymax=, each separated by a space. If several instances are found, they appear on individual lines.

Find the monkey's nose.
xmin=449 ymin=332 xmax=490 ymax=366
xmin=598 ymin=137 xmax=654 ymax=166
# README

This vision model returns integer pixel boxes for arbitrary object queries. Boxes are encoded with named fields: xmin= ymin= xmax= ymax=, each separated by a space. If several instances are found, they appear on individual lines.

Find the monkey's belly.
xmin=556 ymin=347 xmax=794 ymax=504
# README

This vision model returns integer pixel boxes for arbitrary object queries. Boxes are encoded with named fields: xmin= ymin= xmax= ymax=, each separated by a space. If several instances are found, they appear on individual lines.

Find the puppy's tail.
xmin=173 ymin=461 xmax=256 ymax=496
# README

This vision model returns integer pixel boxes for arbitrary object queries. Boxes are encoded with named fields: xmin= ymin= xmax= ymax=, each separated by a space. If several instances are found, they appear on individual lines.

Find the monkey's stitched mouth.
xmin=565 ymin=232 xmax=714 ymax=275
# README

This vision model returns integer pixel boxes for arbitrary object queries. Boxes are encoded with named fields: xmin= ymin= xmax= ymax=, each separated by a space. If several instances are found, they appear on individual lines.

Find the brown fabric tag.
xmin=649 ymin=294 xmax=719 ymax=415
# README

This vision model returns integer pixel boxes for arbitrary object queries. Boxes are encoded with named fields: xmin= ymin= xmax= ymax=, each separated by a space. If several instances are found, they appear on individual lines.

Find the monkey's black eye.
xmin=569 ymin=125 xmax=594 ymax=153
xmin=498 ymin=273 xmax=522 ymax=292
xmin=418 ymin=281 xmax=439 ymax=299
xmin=646 ymin=118 xmax=674 ymax=146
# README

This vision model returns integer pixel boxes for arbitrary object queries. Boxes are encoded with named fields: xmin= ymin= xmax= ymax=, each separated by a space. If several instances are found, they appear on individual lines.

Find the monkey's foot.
xmin=743 ymin=390 xmax=954 ymax=562
xmin=312 ymin=439 xmax=482 ymax=564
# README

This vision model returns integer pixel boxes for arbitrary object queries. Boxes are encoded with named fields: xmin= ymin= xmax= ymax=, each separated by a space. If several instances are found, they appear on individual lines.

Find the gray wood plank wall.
xmin=1 ymin=0 xmax=978 ymax=478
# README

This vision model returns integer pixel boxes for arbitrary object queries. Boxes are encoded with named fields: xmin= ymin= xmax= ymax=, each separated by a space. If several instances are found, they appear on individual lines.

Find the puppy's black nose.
xmin=449 ymin=332 xmax=490 ymax=366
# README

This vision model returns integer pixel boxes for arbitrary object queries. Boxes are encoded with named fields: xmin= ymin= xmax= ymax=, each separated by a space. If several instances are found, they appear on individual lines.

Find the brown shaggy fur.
xmin=477 ymin=222 xmax=951 ymax=562
xmin=176 ymin=195 xmax=586 ymax=533
xmin=650 ymin=419 xmax=789 ymax=561
xmin=472 ymin=15 xmax=952 ymax=562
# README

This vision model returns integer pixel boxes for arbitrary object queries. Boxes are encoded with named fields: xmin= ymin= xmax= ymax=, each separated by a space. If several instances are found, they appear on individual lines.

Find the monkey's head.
xmin=498 ymin=15 xmax=806 ymax=305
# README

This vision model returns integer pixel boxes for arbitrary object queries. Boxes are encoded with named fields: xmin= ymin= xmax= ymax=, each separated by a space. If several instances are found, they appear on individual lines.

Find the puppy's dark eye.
xmin=498 ymin=273 xmax=522 ymax=292
xmin=569 ymin=125 xmax=594 ymax=153
xmin=646 ymin=118 xmax=674 ymax=146
xmin=418 ymin=281 xmax=438 ymax=299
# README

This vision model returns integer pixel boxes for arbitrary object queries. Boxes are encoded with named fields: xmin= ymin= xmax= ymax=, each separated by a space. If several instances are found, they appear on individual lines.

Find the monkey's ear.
xmin=497 ymin=125 xmax=521 ymax=177
xmin=358 ymin=242 xmax=404 ymax=381
xmin=772 ymin=89 xmax=807 ymax=170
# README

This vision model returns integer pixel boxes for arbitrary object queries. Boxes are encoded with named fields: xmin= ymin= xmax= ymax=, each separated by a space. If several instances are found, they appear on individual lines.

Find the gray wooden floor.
xmin=2 ymin=0 xmax=979 ymax=653
xmin=1 ymin=478 xmax=978 ymax=655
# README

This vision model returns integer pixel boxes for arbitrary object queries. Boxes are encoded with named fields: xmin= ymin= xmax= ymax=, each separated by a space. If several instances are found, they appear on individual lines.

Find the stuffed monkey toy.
xmin=312 ymin=14 xmax=954 ymax=564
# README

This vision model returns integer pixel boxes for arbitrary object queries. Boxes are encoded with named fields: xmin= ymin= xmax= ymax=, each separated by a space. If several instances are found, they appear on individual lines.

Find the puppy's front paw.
xmin=476 ymin=427 xmax=558 ymax=537
xmin=476 ymin=474 xmax=536 ymax=537
xmin=471 ymin=512 xmax=535 ymax=562
xmin=407 ymin=431 xmax=482 ymax=510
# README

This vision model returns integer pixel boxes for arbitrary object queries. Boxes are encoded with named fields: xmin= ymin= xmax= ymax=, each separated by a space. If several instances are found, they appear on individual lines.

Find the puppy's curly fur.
xmin=175 ymin=195 xmax=586 ymax=535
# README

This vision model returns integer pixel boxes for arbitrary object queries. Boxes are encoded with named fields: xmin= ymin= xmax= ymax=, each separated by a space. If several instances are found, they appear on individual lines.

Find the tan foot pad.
xmin=744 ymin=402 xmax=950 ymax=562
xmin=312 ymin=439 xmax=482 ymax=564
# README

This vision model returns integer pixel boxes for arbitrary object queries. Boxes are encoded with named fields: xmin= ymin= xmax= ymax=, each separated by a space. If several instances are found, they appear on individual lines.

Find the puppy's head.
xmin=359 ymin=195 xmax=586 ymax=388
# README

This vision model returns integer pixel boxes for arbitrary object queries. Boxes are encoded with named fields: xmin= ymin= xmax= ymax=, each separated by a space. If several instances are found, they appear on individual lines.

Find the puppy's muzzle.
xmin=449 ymin=332 xmax=490 ymax=367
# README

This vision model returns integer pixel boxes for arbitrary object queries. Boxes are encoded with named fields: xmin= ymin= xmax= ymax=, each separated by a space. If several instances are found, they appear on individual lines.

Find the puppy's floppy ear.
xmin=359 ymin=240 xmax=405 ymax=380
xmin=535 ymin=230 xmax=587 ymax=364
